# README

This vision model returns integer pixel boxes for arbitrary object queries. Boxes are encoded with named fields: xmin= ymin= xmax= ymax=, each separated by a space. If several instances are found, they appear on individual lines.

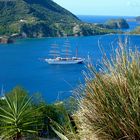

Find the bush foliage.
xmin=76 ymin=39 xmax=140 ymax=140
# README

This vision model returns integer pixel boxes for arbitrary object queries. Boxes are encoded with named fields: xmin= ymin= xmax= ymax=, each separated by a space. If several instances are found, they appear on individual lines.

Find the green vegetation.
xmin=0 ymin=25 xmax=19 ymax=35
xmin=105 ymin=18 xmax=129 ymax=29
xmin=0 ymin=87 xmax=78 ymax=139
xmin=131 ymin=26 xmax=140 ymax=34
xmin=0 ymin=0 xmax=117 ymax=38
xmin=0 ymin=0 xmax=79 ymax=37
xmin=0 ymin=87 xmax=41 ymax=139
xmin=95 ymin=18 xmax=129 ymax=30
xmin=74 ymin=40 xmax=140 ymax=139
xmin=49 ymin=39 xmax=140 ymax=140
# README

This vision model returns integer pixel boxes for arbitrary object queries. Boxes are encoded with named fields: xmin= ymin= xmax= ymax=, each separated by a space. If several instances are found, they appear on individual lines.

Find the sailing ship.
xmin=45 ymin=40 xmax=84 ymax=64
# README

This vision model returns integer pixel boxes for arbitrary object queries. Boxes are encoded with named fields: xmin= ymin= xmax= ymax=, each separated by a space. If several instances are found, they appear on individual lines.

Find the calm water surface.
xmin=0 ymin=16 xmax=140 ymax=103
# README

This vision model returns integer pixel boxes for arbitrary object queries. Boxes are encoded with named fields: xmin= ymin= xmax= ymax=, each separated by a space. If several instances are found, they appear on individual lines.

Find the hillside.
xmin=0 ymin=0 xmax=79 ymax=24
xmin=131 ymin=26 xmax=140 ymax=34
xmin=0 ymin=0 xmax=79 ymax=37
xmin=0 ymin=0 xmax=116 ymax=38
xmin=136 ymin=16 xmax=140 ymax=22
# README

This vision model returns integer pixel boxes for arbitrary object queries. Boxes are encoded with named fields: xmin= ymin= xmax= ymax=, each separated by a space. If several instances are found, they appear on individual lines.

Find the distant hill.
xmin=136 ymin=16 xmax=140 ymax=22
xmin=105 ymin=19 xmax=129 ymax=29
xmin=0 ymin=0 xmax=117 ymax=38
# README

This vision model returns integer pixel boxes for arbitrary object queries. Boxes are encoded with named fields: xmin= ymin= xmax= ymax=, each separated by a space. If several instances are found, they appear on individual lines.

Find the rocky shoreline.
xmin=0 ymin=36 xmax=14 ymax=44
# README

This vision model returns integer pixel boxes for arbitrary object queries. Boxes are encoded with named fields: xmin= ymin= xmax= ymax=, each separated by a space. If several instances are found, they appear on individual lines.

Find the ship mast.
xmin=61 ymin=39 xmax=72 ymax=58
xmin=49 ymin=42 xmax=60 ymax=59
xmin=76 ymin=47 xmax=78 ymax=58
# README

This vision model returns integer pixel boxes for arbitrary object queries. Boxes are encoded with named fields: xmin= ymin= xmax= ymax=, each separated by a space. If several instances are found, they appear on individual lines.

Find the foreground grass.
xmin=50 ymin=40 xmax=140 ymax=140
xmin=75 ymin=41 xmax=140 ymax=140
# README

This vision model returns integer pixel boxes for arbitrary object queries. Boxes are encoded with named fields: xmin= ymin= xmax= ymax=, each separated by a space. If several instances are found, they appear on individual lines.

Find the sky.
xmin=53 ymin=0 xmax=140 ymax=16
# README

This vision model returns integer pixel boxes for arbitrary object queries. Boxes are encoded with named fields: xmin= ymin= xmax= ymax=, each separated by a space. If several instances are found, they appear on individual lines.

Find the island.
xmin=105 ymin=18 xmax=129 ymax=29
xmin=94 ymin=18 xmax=129 ymax=30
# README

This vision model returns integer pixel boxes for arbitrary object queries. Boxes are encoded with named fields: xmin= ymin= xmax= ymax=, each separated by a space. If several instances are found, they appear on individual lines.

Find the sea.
xmin=0 ymin=16 xmax=140 ymax=103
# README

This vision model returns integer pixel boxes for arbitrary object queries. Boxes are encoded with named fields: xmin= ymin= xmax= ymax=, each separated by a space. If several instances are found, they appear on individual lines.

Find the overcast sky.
xmin=53 ymin=0 xmax=140 ymax=16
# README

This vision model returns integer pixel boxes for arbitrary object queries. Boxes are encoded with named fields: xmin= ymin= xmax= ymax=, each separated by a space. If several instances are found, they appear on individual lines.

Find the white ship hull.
xmin=45 ymin=58 xmax=84 ymax=64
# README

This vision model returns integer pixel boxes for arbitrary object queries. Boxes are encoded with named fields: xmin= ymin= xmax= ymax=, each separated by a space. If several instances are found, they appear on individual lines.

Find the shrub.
xmin=0 ymin=87 xmax=42 ymax=140
xmin=76 ymin=40 xmax=140 ymax=140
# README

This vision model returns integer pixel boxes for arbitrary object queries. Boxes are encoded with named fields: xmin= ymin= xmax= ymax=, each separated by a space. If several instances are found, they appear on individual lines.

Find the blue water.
xmin=0 ymin=16 xmax=140 ymax=103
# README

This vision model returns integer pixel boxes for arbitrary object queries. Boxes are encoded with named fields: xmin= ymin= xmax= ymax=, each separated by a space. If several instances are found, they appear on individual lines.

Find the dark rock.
xmin=0 ymin=36 xmax=14 ymax=44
